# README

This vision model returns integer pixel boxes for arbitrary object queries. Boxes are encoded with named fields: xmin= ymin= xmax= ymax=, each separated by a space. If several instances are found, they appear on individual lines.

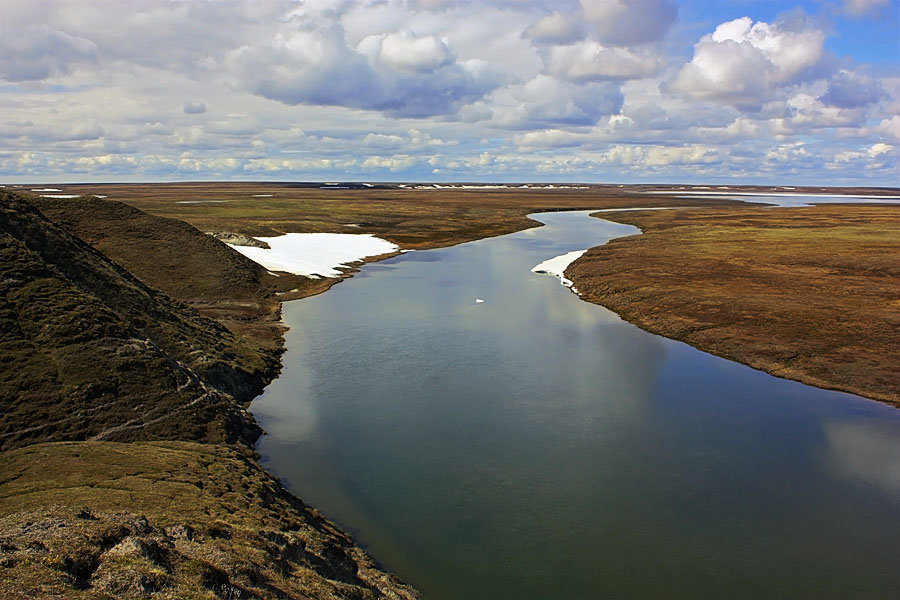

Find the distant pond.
xmin=252 ymin=211 xmax=900 ymax=599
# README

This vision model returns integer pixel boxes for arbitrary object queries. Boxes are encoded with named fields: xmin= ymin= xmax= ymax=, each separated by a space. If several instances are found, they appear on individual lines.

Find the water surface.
xmin=642 ymin=190 xmax=900 ymax=207
xmin=252 ymin=211 xmax=900 ymax=599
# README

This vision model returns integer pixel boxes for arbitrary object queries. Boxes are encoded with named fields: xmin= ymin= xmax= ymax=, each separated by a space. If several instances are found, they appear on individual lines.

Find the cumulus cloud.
xmin=0 ymin=24 xmax=97 ymax=81
xmin=226 ymin=22 xmax=381 ymax=108
xmin=183 ymin=102 xmax=207 ymax=114
xmin=361 ymin=154 xmax=419 ymax=171
xmin=525 ymin=12 xmax=584 ymax=44
xmin=514 ymin=128 xmax=590 ymax=151
xmin=524 ymin=1 xmax=678 ymax=47
xmin=877 ymin=116 xmax=900 ymax=141
xmin=487 ymin=75 xmax=623 ymax=129
xmin=546 ymin=41 xmax=662 ymax=82
xmin=669 ymin=17 xmax=826 ymax=111
xmin=359 ymin=31 xmax=454 ymax=73
xmin=0 ymin=0 xmax=895 ymax=185
xmin=820 ymin=70 xmax=885 ymax=108
xmin=829 ymin=142 xmax=897 ymax=176
xmin=227 ymin=21 xmax=498 ymax=117
xmin=769 ymin=93 xmax=868 ymax=133
xmin=695 ymin=117 xmax=762 ymax=143
xmin=602 ymin=143 xmax=720 ymax=166
xmin=61 ymin=120 xmax=106 ymax=142
xmin=764 ymin=142 xmax=817 ymax=166
xmin=834 ymin=142 xmax=894 ymax=161
xmin=580 ymin=0 xmax=678 ymax=46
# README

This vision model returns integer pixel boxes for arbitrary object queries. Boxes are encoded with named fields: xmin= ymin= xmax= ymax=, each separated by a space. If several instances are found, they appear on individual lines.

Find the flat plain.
xmin=2 ymin=182 xmax=898 ymax=599
xmin=57 ymin=181 xmax=900 ymax=406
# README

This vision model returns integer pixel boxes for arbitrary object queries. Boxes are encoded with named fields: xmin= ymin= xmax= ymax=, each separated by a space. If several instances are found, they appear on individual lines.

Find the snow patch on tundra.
xmin=228 ymin=233 xmax=399 ymax=278
xmin=531 ymin=249 xmax=587 ymax=288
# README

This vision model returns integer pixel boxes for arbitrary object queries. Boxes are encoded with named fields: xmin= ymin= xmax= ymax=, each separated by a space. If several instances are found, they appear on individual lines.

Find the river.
xmin=251 ymin=210 xmax=900 ymax=599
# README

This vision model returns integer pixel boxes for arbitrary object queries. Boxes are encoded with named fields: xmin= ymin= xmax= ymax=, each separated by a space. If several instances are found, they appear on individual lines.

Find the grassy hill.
xmin=0 ymin=190 xmax=420 ymax=598
xmin=30 ymin=195 xmax=328 ymax=355
xmin=0 ymin=190 xmax=268 ymax=450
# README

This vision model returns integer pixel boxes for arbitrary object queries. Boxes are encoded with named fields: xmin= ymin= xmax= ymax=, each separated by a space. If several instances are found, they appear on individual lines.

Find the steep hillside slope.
xmin=0 ymin=190 xmax=421 ymax=597
xmin=0 ymin=190 xmax=260 ymax=450
xmin=30 ymin=196 xmax=326 ymax=354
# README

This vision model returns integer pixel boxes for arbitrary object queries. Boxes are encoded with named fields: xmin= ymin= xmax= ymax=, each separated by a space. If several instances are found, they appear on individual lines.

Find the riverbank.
xmin=248 ymin=208 xmax=900 ymax=599
xmin=566 ymin=204 xmax=900 ymax=406
xmin=0 ymin=189 xmax=421 ymax=598
xmin=4 ymin=184 xmax=898 ymax=596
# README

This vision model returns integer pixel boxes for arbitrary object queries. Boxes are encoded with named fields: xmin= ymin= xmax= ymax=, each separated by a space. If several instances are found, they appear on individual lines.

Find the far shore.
xmin=3 ymin=183 xmax=897 ymax=599
xmin=46 ymin=180 xmax=899 ymax=405
xmin=567 ymin=204 xmax=900 ymax=406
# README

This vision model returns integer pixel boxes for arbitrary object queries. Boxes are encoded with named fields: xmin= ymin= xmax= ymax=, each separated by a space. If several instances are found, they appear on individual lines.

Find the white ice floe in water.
xmin=475 ymin=298 xmax=485 ymax=303
xmin=531 ymin=249 xmax=587 ymax=288
xmin=228 ymin=233 xmax=399 ymax=278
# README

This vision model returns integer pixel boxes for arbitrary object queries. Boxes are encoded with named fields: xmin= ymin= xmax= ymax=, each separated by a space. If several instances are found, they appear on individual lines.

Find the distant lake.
xmin=252 ymin=211 xmax=900 ymax=599
xmin=641 ymin=190 xmax=900 ymax=207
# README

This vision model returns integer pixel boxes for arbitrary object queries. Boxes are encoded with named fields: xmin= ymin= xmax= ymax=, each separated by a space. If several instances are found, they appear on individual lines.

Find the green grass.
xmin=567 ymin=205 xmax=900 ymax=405
xmin=0 ymin=441 xmax=420 ymax=599
xmin=1 ymin=190 xmax=265 ymax=450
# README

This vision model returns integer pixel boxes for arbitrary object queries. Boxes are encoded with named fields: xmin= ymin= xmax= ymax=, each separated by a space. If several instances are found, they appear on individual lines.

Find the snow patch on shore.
xmin=531 ymin=249 xmax=587 ymax=288
xmin=228 ymin=233 xmax=399 ymax=278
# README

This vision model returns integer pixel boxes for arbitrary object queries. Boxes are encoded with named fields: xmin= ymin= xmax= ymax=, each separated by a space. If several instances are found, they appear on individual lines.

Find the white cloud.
xmin=820 ymin=70 xmax=885 ymax=108
xmin=362 ymin=155 xmax=419 ymax=171
xmin=61 ymin=120 xmax=106 ymax=142
xmin=695 ymin=118 xmax=762 ymax=143
xmin=0 ymin=0 xmax=895 ymax=185
xmin=580 ymin=0 xmax=678 ymax=46
xmin=525 ymin=12 xmax=584 ymax=44
xmin=669 ymin=17 xmax=826 ymax=111
xmin=183 ymin=102 xmax=207 ymax=114
xmin=546 ymin=41 xmax=662 ymax=82
xmin=359 ymin=30 xmax=454 ymax=73
xmin=603 ymin=144 xmax=721 ymax=166
xmin=0 ymin=24 xmax=97 ymax=82
xmin=877 ymin=116 xmax=900 ymax=141
xmin=227 ymin=20 xmax=499 ymax=117
xmin=514 ymin=129 xmax=590 ymax=151
xmin=866 ymin=142 xmax=892 ymax=157
xmin=765 ymin=142 xmax=814 ymax=164
xmin=225 ymin=22 xmax=382 ymax=108
xmin=486 ymin=75 xmax=623 ymax=129
xmin=831 ymin=143 xmax=896 ymax=174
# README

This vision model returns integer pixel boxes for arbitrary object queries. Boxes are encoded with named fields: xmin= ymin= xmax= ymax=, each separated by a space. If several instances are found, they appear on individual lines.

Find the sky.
xmin=1 ymin=0 xmax=898 ymax=185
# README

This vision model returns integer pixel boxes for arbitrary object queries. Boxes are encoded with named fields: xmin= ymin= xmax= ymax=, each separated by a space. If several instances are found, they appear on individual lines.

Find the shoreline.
xmin=247 ymin=205 xmax=900 ymax=599
xmin=565 ymin=205 xmax=900 ymax=408
xmin=5 ymin=186 xmax=897 ymax=597
xmin=244 ymin=203 xmax=898 ymax=590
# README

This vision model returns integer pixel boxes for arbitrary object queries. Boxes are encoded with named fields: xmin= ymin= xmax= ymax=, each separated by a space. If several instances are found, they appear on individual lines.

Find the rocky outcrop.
xmin=206 ymin=230 xmax=270 ymax=248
